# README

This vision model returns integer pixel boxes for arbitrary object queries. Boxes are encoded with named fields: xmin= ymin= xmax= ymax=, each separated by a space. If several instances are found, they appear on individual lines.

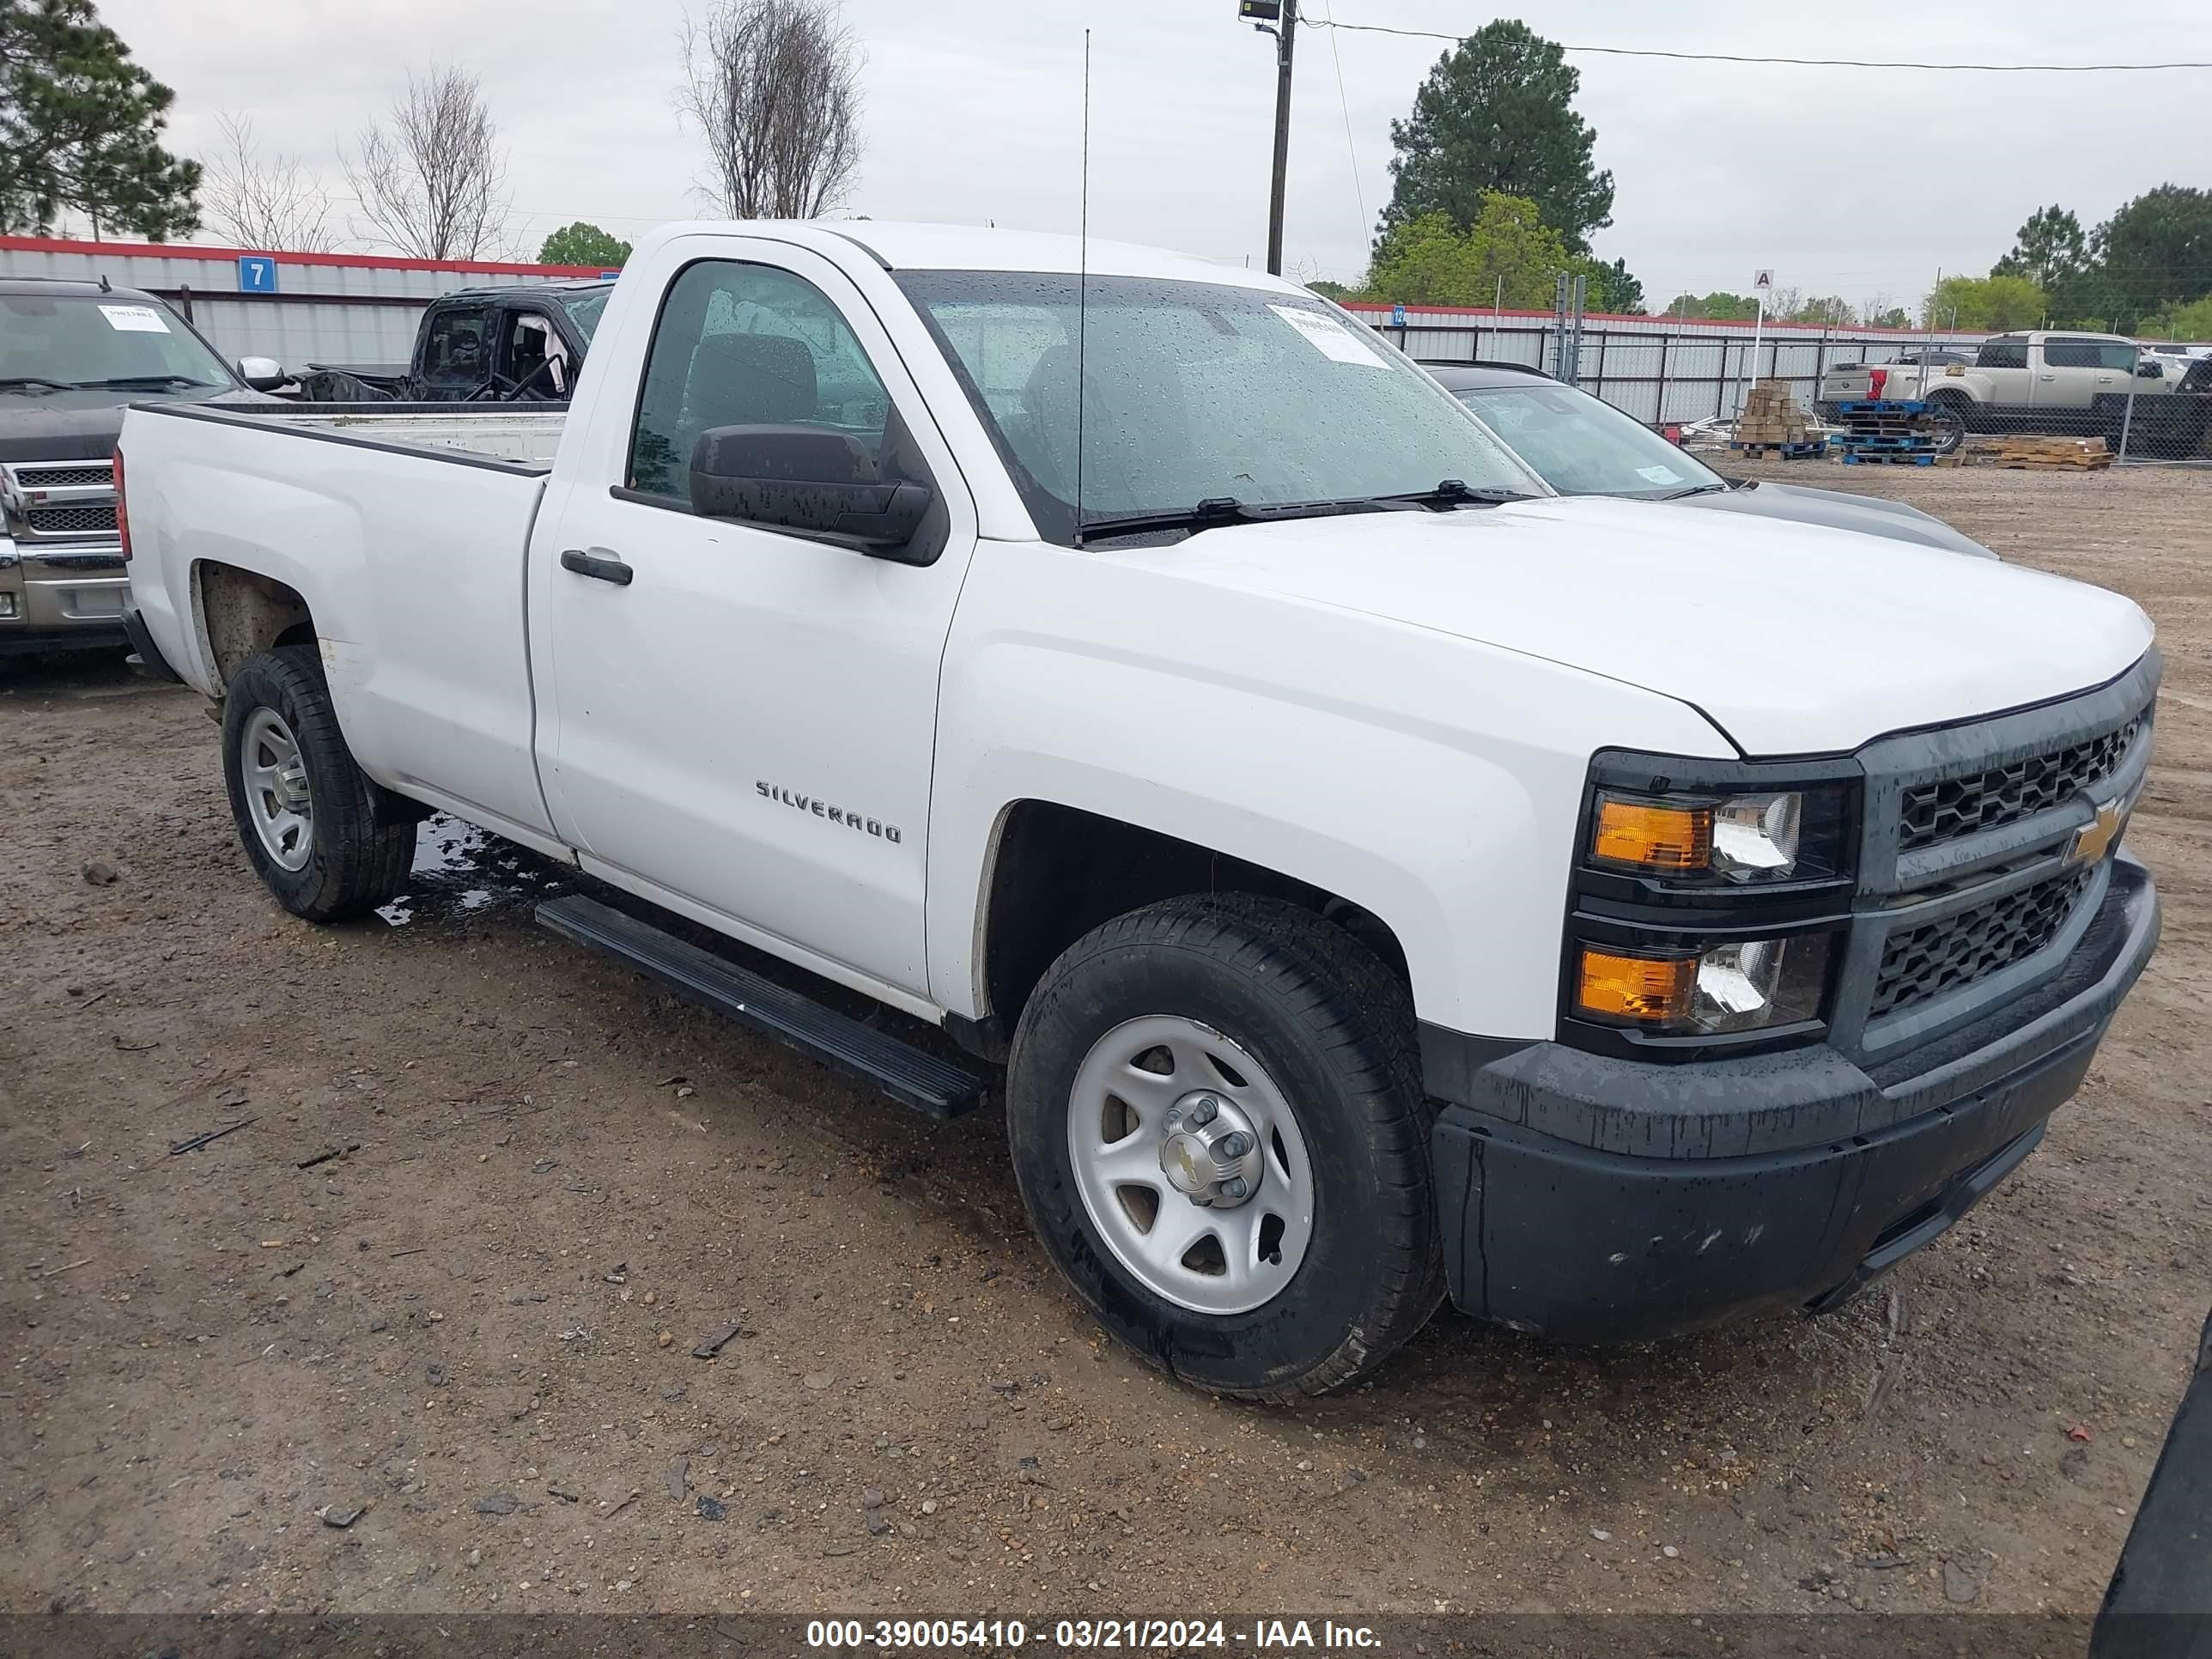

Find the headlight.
xmin=1576 ymin=932 xmax=1833 ymax=1035
xmin=1591 ymin=788 xmax=1823 ymax=882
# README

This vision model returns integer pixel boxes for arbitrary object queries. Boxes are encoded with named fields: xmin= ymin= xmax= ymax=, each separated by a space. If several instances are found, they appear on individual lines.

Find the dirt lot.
xmin=3 ymin=460 xmax=2209 ymax=1624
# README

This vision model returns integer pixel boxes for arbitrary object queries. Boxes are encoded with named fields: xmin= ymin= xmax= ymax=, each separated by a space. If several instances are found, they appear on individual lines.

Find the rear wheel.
xmin=222 ymin=644 xmax=412 ymax=921
xmin=1006 ymin=893 xmax=1442 ymax=1400
xmin=1926 ymin=392 xmax=1971 ymax=453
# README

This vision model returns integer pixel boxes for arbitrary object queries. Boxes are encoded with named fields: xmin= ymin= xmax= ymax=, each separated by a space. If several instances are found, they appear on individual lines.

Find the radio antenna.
xmin=1073 ymin=27 xmax=1091 ymax=546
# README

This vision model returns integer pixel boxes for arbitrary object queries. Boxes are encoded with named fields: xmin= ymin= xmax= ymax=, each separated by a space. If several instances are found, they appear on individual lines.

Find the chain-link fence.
xmin=1347 ymin=298 xmax=2212 ymax=469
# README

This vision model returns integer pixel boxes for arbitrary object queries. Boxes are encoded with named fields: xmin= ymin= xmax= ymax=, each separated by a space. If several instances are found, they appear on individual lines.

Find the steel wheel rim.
xmin=1066 ymin=1014 xmax=1316 ymax=1316
xmin=240 ymin=707 xmax=313 ymax=872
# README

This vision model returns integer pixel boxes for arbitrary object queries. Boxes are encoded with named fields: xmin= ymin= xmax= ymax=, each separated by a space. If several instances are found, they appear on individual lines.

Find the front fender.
xmin=924 ymin=540 xmax=1732 ymax=1038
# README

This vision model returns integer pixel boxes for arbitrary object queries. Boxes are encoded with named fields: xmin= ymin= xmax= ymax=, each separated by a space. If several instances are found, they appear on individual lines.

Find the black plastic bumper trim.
xmin=1420 ymin=856 xmax=2156 ymax=1344
xmin=1433 ymin=1019 xmax=2100 ymax=1343
xmin=120 ymin=602 xmax=182 ymax=683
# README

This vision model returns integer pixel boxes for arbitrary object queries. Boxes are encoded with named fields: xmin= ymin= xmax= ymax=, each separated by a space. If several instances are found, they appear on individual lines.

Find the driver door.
xmin=415 ymin=301 xmax=492 ymax=400
xmin=495 ymin=306 xmax=570 ymax=400
xmin=531 ymin=239 xmax=979 ymax=1002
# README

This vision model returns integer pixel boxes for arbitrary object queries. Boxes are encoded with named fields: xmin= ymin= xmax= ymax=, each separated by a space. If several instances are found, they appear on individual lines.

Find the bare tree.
xmin=342 ymin=67 xmax=513 ymax=259
xmin=678 ymin=0 xmax=863 ymax=220
xmin=203 ymin=114 xmax=334 ymax=252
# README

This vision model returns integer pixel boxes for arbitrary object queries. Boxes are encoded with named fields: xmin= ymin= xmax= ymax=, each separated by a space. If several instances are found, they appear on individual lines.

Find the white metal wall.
xmin=0 ymin=239 xmax=608 ymax=370
xmin=1345 ymin=304 xmax=1992 ymax=424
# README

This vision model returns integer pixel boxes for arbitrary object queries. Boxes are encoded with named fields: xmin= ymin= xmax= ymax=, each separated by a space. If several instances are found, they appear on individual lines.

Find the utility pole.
xmin=1243 ymin=0 xmax=1297 ymax=276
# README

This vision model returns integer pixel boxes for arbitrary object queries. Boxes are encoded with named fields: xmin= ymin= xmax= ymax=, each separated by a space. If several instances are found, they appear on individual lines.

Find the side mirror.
xmin=237 ymin=356 xmax=288 ymax=392
xmin=689 ymin=425 xmax=934 ymax=562
xmin=2137 ymin=361 xmax=2166 ymax=380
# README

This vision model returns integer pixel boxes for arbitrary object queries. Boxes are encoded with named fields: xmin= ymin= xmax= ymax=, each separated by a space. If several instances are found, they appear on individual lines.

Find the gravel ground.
xmin=3 ymin=459 xmax=2208 ymax=1620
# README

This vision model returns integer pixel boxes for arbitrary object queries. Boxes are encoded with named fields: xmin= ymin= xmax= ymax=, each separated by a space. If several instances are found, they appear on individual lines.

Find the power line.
xmin=1303 ymin=17 xmax=2212 ymax=72
xmin=1314 ymin=0 xmax=1369 ymax=248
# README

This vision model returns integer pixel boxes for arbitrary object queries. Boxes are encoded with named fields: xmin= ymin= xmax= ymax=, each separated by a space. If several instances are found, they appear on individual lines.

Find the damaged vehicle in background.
xmin=295 ymin=281 xmax=612 ymax=404
xmin=1 ymin=276 xmax=283 ymax=661
xmin=1424 ymin=362 xmax=2000 ymax=559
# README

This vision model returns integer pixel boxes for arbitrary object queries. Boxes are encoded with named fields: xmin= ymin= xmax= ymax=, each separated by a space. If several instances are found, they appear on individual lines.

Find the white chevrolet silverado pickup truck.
xmin=118 ymin=222 xmax=2162 ymax=1400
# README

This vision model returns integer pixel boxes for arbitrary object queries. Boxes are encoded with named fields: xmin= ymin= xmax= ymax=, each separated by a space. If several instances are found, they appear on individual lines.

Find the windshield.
xmin=1448 ymin=382 xmax=1725 ymax=501
xmin=556 ymin=285 xmax=612 ymax=343
xmin=894 ymin=270 xmax=1545 ymax=543
xmin=0 ymin=294 xmax=235 ymax=393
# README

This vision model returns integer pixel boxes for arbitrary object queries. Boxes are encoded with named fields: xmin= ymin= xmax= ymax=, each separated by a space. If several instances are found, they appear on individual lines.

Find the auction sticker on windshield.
xmin=98 ymin=305 xmax=171 ymax=333
xmin=1268 ymin=305 xmax=1386 ymax=368
xmin=1636 ymin=464 xmax=1684 ymax=485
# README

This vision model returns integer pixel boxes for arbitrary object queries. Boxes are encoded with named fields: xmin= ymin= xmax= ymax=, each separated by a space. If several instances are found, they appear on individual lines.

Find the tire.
xmin=222 ymin=643 xmax=413 ymax=921
xmin=1006 ymin=892 xmax=1442 ymax=1401
xmin=1926 ymin=392 xmax=1972 ymax=451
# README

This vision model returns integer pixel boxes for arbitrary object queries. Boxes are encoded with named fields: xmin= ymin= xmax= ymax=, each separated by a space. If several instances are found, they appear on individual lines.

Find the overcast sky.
xmin=100 ymin=0 xmax=2212 ymax=308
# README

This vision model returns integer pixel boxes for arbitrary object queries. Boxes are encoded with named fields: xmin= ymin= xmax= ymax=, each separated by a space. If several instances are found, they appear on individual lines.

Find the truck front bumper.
xmin=0 ymin=538 xmax=130 ymax=654
xmin=1425 ymin=852 xmax=2160 ymax=1344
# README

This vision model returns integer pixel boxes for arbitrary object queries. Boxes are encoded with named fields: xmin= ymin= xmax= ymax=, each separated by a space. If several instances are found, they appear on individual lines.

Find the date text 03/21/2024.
xmin=804 ymin=1620 xmax=1382 ymax=1650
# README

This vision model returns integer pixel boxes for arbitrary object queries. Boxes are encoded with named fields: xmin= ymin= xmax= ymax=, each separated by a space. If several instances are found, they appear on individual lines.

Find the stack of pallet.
xmin=1955 ymin=435 xmax=2114 ymax=471
xmin=1730 ymin=380 xmax=1820 ymax=457
xmin=1828 ymin=399 xmax=1941 ymax=465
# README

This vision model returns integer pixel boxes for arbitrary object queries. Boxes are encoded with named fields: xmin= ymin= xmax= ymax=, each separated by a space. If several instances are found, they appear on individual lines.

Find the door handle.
xmin=561 ymin=547 xmax=633 ymax=586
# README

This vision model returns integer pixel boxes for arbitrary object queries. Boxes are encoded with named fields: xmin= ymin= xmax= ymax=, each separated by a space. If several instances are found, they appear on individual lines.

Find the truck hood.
xmin=0 ymin=386 xmax=283 ymax=463
xmin=1683 ymin=479 xmax=1999 ymax=561
xmin=1106 ymin=495 xmax=2153 ymax=756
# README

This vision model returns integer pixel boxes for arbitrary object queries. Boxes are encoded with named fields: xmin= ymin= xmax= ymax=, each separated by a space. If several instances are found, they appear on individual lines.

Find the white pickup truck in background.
xmin=1817 ymin=330 xmax=2176 ymax=441
xmin=118 ymin=221 xmax=2162 ymax=1399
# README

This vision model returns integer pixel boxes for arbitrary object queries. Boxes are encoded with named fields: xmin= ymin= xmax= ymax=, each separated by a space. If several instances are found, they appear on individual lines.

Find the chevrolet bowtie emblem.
xmin=2067 ymin=796 xmax=2127 ymax=868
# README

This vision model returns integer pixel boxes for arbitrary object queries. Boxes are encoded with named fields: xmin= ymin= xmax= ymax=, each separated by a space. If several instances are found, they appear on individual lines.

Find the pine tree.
xmin=1377 ymin=21 xmax=1613 ymax=256
xmin=0 ymin=0 xmax=200 ymax=238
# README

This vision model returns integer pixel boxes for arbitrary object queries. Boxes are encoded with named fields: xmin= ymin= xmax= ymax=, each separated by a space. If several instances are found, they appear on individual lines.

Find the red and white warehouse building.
xmin=0 ymin=234 xmax=614 ymax=372
xmin=0 ymin=232 xmax=1999 ymax=423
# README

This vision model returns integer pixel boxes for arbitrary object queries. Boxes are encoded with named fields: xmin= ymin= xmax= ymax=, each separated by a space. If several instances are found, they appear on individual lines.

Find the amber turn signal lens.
xmin=1591 ymin=795 xmax=1711 ymax=872
xmin=1577 ymin=948 xmax=1696 ymax=1024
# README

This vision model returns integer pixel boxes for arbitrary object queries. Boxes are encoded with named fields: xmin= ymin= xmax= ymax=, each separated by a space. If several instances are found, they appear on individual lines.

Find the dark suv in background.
xmin=1 ymin=276 xmax=283 ymax=659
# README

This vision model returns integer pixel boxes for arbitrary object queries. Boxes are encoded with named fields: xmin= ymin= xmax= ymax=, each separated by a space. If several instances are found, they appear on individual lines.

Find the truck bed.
xmin=139 ymin=400 xmax=568 ymax=471
xmin=120 ymin=395 xmax=558 ymax=836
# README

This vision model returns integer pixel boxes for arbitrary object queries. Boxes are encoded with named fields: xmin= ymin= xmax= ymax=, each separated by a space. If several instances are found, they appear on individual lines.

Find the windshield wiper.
xmin=72 ymin=374 xmax=221 ymax=390
xmin=1656 ymin=482 xmax=1730 ymax=500
xmin=1073 ymin=481 xmax=1533 ymax=544
xmin=0 ymin=375 xmax=73 ymax=392
xmin=1370 ymin=478 xmax=1536 ymax=509
xmin=1073 ymin=495 xmax=1399 ymax=544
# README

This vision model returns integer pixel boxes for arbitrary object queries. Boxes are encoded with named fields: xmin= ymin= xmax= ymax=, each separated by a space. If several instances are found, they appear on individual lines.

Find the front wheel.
xmin=222 ymin=644 xmax=413 ymax=921
xmin=1006 ymin=894 xmax=1442 ymax=1400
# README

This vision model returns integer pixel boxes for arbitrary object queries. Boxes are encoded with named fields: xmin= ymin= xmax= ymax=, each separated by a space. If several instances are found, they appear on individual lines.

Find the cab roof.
xmin=1419 ymin=361 xmax=1556 ymax=392
xmin=636 ymin=219 xmax=1306 ymax=293
xmin=0 ymin=275 xmax=164 ymax=303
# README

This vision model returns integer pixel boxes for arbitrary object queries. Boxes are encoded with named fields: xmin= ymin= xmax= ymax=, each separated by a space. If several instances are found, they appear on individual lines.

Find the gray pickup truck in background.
xmin=1 ymin=276 xmax=283 ymax=660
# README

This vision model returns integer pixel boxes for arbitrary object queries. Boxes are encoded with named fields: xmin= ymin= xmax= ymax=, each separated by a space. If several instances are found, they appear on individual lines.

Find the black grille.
xmin=25 ymin=502 xmax=118 ymax=536
xmin=13 ymin=463 xmax=112 ymax=489
xmin=1899 ymin=719 xmax=2141 ymax=851
xmin=1870 ymin=868 xmax=2094 ymax=1018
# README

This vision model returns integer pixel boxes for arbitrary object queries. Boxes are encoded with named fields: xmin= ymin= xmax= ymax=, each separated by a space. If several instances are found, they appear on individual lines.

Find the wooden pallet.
xmin=1963 ymin=435 xmax=2115 ymax=471
xmin=1841 ymin=451 xmax=1938 ymax=466
xmin=1730 ymin=441 xmax=1826 ymax=459
xmin=1983 ymin=453 xmax=2114 ymax=471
